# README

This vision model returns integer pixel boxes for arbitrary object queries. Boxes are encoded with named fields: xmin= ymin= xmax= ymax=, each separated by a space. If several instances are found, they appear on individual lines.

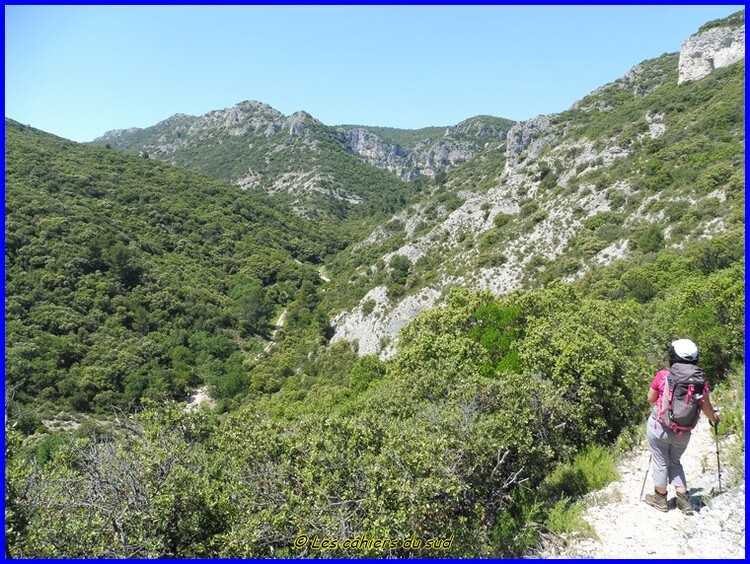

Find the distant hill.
xmin=91 ymin=103 xmax=515 ymax=220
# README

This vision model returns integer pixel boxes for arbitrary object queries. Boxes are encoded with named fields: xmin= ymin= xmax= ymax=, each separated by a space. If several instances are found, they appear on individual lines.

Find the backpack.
xmin=655 ymin=363 xmax=706 ymax=432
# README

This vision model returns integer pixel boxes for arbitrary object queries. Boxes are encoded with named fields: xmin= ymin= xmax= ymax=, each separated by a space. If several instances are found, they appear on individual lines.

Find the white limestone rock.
xmin=678 ymin=25 xmax=745 ymax=84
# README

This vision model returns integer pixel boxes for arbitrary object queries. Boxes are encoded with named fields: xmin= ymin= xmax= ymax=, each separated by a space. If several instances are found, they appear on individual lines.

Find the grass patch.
xmin=544 ymin=444 xmax=620 ymax=499
xmin=709 ymin=364 xmax=745 ymax=485
xmin=711 ymin=364 xmax=745 ymax=441
xmin=545 ymin=497 xmax=596 ymax=539
xmin=534 ymin=444 xmax=620 ymax=542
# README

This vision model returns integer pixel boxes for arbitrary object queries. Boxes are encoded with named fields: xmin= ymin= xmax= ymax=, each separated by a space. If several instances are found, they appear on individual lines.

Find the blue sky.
xmin=5 ymin=5 xmax=743 ymax=142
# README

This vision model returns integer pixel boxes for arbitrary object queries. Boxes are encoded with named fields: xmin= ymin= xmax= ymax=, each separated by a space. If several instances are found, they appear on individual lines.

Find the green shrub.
xmin=635 ymin=224 xmax=664 ymax=253
xmin=477 ymin=250 xmax=508 ymax=268
xmin=349 ymin=355 xmax=387 ymax=391
xmin=361 ymin=299 xmax=376 ymax=316
xmin=479 ymin=229 xmax=502 ymax=250
xmin=493 ymin=212 xmax=513 ymax=229
xmin=387 ymin=283 xmax=406 ymax=300
xmin=710 ymin=365 xmax=745 ymax=441
xmin=544 ymin=444 xmax=620 ymax=499
xmin=545 ymin=498 xmax=595 ymax=537
xmin=34 ymin=433 xmax=69 ymax=466
xmin=389 ymin=255 xmax=412 ymax=285
xmin=491 ymin=489 xmax=544 ymax=556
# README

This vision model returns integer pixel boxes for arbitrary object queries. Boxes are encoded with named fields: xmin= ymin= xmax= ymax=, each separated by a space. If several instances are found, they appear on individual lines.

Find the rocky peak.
xmin=446 ymin=116 xmax=510 ymax=139
xmin=235 ymin=100 xmax=283 ymax=116
xmin=184 ymin=102 xmax=286 ymax=135
xmin=678 ymin=23 xmax=745 ymax=84
xmin=287 ymin=111 xmax=317 ymax=136
xmin=95 ymin=127 xmax=142 ymax=141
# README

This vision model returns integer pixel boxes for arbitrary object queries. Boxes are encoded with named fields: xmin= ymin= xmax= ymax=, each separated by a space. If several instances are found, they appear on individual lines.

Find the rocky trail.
xmin=535 ymin=417 xmax=745 ymax=559
xmin=186 ymin=309 xmax=290 ymax=411
xmin=258 ymin=308 xmax=287 ymax=357
xmin=185 ymin=385 xmax=215 ymax=411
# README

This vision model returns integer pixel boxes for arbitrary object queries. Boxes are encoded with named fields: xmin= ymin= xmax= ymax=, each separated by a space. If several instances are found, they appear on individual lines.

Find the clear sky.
xmin=5 ymin=5 xmax=743 ymax=142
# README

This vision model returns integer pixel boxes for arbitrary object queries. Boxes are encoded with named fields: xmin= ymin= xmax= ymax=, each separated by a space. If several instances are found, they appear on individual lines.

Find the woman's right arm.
xmin=701 ymin=393 xmax=720 ymax=424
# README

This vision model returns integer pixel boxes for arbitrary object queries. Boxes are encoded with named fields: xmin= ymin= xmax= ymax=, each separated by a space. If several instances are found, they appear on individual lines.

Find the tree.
xmin=635 ymin=224 xmax=664 ymax=253
xmin=106 ymin=243 xmax=143 ymax=288
xmin=389 ymin=255 xmax=411 ymax=286
xmin=232 ymin=281 xmax=271 ymax=337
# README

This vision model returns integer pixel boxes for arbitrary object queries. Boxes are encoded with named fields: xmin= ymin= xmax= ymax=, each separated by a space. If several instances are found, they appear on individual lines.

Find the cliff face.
xmin=504 ymin=115 xmax=551 ymax=171
xmin=678 ymin=24 xmax=745 ymax=84
xmin=341 ymin=117 xmax=513 ymax=180
xmin=342 ymin=128 xmax=412 ymax=179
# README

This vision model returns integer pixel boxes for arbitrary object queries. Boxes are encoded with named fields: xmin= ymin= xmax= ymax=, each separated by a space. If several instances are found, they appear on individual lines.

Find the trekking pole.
xmin=639 ymin=454 xmax=652 ymax=502
xmin=710 ymin=414 xmax=722 ymax=494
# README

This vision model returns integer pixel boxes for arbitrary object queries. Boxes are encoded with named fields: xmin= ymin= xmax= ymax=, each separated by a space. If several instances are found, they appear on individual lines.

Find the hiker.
xmin=643 ymin=339 xmax=720 ymax=515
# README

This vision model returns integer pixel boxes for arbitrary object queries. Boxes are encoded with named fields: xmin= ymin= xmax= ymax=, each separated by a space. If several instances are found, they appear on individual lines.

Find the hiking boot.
xmin=644 ymin=491 xmax=669 ymax=513
xmin=675 ymin=491 xmax=694 ymax=515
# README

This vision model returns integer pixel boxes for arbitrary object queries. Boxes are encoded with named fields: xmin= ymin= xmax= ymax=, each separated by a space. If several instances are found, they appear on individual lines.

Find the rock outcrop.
xmin=414 ymin=139 xmax=476 ymax=176
xmin=678 ymin=24 xmax=745 ymax=84
xmin=504 ymin=115 xmax=552 ymax=170
xmin=343 ymin=132 xmax=480 ymax=180
xmin=97 ymin=126 xmax=143 ymax=140
xmin=341 ymin=116 xmax=513 ymax=180
xmin=330 ymin=286 xmax=442 ymax=357
xmin=343 ymin=129 xmax=413 ymax=179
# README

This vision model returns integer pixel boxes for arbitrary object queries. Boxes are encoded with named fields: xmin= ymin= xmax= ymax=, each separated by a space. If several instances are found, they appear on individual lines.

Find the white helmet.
xmin=670 ymin=338 xmax=699 ymax=362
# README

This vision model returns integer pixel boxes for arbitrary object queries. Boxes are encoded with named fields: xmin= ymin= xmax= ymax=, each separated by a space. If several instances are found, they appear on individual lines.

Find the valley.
xmin=5 ymin=10 xmax=745 ymax=559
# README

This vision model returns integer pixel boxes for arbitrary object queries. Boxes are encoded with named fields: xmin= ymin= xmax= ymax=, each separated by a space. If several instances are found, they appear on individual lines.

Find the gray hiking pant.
xmin=646 ymin=415 xmax=691 ymax=488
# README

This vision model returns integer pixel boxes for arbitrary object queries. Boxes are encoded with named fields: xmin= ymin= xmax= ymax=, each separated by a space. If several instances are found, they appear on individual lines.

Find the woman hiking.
xmin=643 ymin=339 xmax=720 ymax=515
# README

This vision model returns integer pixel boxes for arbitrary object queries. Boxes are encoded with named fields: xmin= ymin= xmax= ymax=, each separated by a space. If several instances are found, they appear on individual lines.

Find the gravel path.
xmin=536 ymin=417 xmax=744 ymax=558
xmin=185 ymin=385 xmax=215 ymax=411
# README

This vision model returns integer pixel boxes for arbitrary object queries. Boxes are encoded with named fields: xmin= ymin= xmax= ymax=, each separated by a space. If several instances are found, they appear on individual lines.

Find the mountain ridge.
xmin=327 ymin=18 xmax=745 ymax=358
xmin=92 ymin=101 xmax=516 ymax=214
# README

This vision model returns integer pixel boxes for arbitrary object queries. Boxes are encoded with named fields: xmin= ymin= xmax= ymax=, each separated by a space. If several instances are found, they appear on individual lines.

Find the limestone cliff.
xmin=340 ymin=116 xmax=513 ymax=180
xmin=678 ymin=23 xmax=744 ymax=84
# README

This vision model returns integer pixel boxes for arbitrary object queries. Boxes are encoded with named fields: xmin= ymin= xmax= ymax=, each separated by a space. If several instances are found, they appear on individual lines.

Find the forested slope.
xmin=5 ymin=120 xmax=340 ymax=415
xmin=6 ymin=235 xmax=743 ymax=556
